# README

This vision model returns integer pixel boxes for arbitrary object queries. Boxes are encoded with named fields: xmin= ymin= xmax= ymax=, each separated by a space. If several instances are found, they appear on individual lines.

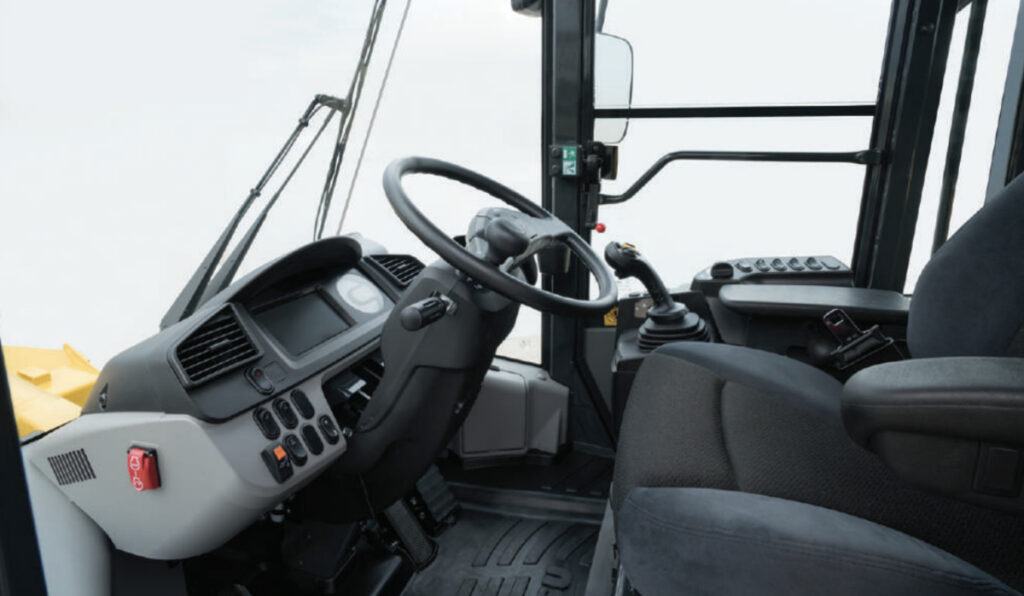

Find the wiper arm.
xmin=197 ymin=104 xmax=340 ymax=306
xmin=159 ymin=97 xmax=333 ymax=329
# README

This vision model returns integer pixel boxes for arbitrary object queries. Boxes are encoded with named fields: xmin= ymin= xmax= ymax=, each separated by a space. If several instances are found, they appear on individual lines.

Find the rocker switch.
xmin=127 ymin=446 xmax=160 ymax=492
xmin=246 ymin=367 xmax=275 ymax=395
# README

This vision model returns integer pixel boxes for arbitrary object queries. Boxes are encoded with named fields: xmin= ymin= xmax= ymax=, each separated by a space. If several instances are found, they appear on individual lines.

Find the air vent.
xmin=367 ymin=254 xmax=425 ymax=288
xmin=323 ymin=352 xmax=385 ymax=429
xmin=48 ymin=448 xmax=96 ymax=486
xmin=176 ymin=306 xmax=260 ymax=386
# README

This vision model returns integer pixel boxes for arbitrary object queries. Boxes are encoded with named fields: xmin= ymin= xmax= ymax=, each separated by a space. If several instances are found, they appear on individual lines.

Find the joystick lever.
xmin=604 ymin=241 xmax=710 ymax=351
xmin=604 ymin=242 xmax=676 ymax=313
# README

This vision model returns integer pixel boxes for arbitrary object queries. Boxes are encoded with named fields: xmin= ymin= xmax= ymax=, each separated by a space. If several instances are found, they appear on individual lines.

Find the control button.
xmin=735 ymin=260 xmax=753 ymax=273
xmin=253 ymin=407 xmax=280 ymax=440
xmin=319 ymin=415 xmax=341 ymax=445
xmin=246 ymin=367 xmax=275 ymax=395
xmin=821 ymin=257 xmax=843 ymax=270
xmin=805 ymin=257 xmax=823 ymax=271
xmin=127 ymin=446 xmax=160 ymax=492
xmin=301 ymin=424 xmax=324 ymax=455
xmin=261 ymin=443 xmax=294 ymax=483
xmin=290 ymin=389 xmax=315 ymax=420
xmin=754 ymin=258 xmax=771 ymax=272
xmin=273 ymin=398 xmax=299 ymax=429
xmin=787 ymin=257 xmax=805 ymax=271
xmin=770 ymin=258 xmax=786 ymax=272
xmin=283 ymin=434 xmax=308 ymax=466
xmin=710 ymin=262 xmax=734 ymax=279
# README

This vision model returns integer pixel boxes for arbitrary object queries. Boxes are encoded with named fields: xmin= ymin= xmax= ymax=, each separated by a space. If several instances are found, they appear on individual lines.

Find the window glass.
xmin=595 ymin=117 xmax=873 ymax=290
xmin=0 ymin=0 xmax=543 ymax=364
xmin=600 ymin=0 xmax=892 ymax=106
xmin=905 ymin=1 xmax=1020 ymax=292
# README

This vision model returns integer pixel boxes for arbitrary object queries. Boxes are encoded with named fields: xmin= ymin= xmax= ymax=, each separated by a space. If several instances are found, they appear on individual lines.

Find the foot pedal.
xmin=408 ymin=464 xmax=459 ymax=535
xmin=382 ymin=500 xmax=437 ymax=569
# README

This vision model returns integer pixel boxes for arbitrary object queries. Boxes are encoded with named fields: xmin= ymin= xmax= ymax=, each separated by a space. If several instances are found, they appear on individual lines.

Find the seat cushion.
xmin=617 ymin=487 xmax=1018 ymax=596
xmin=612 ymin=341 xmax=1024 ymax=590
xmin=611 ymin=343 xmax=843 ymax=511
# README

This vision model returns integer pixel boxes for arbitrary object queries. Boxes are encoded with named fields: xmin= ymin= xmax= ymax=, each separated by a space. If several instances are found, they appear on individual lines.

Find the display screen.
xmin=254 ymin=292 xmax=350 ymax=355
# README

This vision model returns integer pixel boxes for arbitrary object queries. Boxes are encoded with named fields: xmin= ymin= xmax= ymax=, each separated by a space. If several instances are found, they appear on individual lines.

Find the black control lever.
xmin=604 ymin=242 xmax=676 ymax=313
xmin=400 ymin=296 xmax=450 ymax=331
xmin=604 ymin=241 xmax=710 ymax=351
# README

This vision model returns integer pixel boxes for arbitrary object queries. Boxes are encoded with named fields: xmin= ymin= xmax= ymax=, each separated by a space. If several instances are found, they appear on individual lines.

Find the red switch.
xmin=594 ymin=222 xmax=606 ymax=233
xmin=127 ymin=446 xmax=160 ymax=492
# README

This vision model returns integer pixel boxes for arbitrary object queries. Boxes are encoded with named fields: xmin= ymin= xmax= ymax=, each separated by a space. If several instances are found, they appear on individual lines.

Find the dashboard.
xmin=22 ymin=236 xmax=424 ymax=560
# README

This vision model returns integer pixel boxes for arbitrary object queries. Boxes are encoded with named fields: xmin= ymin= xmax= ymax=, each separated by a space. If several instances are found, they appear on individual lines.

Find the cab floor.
xmin=402 ymin=508 xmax=599 ymax=596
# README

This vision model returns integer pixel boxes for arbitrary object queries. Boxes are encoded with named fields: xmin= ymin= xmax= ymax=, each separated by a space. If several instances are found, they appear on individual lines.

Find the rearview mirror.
xmin=594 ymin=33 xmax=634 ymax=144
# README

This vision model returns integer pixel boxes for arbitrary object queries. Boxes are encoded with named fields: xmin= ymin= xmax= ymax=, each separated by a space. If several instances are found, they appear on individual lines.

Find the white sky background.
xmin=0 ymin=0 xmax=1019 ymax=366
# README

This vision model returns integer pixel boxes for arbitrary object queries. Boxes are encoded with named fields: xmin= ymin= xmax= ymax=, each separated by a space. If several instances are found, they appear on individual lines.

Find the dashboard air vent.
xmin=323 ymin=352 xmax=385 ymax=429
xmin=367 ymin=254 xmax=425 ymax=288
xmin=176 ymin=306 xmax=259 ymax=386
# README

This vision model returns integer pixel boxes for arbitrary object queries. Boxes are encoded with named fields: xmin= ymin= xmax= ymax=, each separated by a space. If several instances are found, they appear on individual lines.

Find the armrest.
xmin=616 ymin=487 xmax=1014 ymax=596
xmin=719 ymin=284 xmax=909 ymax=323
xmin=842 ymin=358 xmax=1024 ymax=510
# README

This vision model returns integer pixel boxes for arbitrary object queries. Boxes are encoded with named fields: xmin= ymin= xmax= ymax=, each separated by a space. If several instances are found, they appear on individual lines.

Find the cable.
xmin=335 ymin=0 xmax=414 ymax=235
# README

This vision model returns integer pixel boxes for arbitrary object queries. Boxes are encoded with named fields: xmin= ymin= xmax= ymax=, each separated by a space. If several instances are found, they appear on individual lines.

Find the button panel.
xmin=693 ymin=255 xmax=852 ymax=296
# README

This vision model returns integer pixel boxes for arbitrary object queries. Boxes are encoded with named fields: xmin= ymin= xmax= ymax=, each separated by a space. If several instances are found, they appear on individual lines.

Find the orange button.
xmin=273 ymin=445 xmax=287 ymax=460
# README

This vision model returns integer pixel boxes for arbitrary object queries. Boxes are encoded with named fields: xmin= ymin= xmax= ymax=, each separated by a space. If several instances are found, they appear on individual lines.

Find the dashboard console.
xmin=22 ymin=235 xmax=425 ymax=559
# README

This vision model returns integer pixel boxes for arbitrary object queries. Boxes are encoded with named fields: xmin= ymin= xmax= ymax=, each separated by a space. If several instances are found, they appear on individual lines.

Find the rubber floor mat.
xmin=402 ymin=509 xmax=599 ymax=596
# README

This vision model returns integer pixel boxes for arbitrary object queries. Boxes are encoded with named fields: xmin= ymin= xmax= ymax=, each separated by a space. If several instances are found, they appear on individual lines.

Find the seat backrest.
xmin=908 ymin=174 xmax=1024 ymax=358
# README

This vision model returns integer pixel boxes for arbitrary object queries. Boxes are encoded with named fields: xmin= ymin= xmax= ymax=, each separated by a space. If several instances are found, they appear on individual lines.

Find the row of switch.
xmin=710 ymin=256 xmax=846 ymax=280
xmin=737 ymin=256 xmax=843 ymax=273
xmin=261 ymin=417 xmax=342 ymax=483
xmin=253 ymin=389 xmax=317 ymax=440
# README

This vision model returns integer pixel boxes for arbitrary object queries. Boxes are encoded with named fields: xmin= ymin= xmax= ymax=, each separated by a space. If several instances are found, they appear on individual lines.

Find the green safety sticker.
xmin=561 ymin=146 xmax=578 ymax=176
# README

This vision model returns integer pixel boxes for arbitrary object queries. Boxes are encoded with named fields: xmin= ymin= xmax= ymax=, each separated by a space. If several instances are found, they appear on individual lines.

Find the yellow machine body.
xmin=3 ymin=345 xmax=98 ymax=439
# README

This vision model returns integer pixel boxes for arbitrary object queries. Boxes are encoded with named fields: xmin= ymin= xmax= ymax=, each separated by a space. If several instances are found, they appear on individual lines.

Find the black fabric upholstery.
xmin=617 ymin=487 xmax=1017 ymax=596
xmin=613 ymin=346 xmax=1024 ymax=590
xmin=909 ymin=174 xmax=1024 ymax=358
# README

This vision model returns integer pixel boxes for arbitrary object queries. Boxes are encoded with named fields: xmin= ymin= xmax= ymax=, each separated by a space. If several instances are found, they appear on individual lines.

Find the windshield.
xmin=0 ymin=0 xmax=544 ymax=365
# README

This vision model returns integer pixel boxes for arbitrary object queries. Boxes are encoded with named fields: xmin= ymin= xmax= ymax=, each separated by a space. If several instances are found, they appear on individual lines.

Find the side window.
xmin=904 ymin=2 xmax=1021 ymax=292
xmin=594 ymin=1 xmax=891 ymax=287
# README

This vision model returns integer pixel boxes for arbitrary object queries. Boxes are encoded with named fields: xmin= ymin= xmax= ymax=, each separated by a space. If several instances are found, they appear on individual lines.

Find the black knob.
xmin=400 ymin=296 xmax=447 ymax=331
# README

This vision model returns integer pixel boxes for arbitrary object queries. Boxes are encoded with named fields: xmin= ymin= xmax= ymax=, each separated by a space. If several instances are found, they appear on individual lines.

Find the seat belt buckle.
xmin=823 ymin=308 xmax=862 ymax=345
xmin=822 ymin=308 xmax=904 ymax=375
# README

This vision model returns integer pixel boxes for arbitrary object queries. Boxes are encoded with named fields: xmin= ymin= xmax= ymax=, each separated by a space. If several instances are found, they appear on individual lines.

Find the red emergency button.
xmin=127 ymin=446 xmax=160 ymax=492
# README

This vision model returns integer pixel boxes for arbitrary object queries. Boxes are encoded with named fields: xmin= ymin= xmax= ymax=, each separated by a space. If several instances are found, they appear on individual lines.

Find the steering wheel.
xmin=383 ymin=157 xmax=617 ymax=317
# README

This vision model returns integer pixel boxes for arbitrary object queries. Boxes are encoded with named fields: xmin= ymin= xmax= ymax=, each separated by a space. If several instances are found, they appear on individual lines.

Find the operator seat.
xmin=612 ymin=174 xmax=1024 ymax=594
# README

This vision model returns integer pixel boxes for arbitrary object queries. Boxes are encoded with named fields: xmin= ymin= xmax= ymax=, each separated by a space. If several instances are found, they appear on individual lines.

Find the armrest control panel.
xmin=693 ymin=255 xmax=852 ymax=296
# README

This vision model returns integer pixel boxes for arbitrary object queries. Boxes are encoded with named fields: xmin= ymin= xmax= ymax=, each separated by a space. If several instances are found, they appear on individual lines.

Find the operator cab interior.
xmin=5 ymin=1 xmax=1024 ymax=595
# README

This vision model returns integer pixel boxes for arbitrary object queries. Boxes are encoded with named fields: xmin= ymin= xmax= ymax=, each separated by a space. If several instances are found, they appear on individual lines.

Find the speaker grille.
xmin=47 ymin=448 xmax=96 ymax=486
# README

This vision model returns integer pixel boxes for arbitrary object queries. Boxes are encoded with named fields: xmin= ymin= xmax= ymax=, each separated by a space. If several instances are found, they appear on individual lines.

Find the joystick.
xmin=604 ymin=242 xmax=709 ymax=351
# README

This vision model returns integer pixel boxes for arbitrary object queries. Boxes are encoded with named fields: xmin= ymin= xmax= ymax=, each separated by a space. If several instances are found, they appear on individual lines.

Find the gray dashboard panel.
xmin=23 ymin=358 xmax=358 ymax=560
